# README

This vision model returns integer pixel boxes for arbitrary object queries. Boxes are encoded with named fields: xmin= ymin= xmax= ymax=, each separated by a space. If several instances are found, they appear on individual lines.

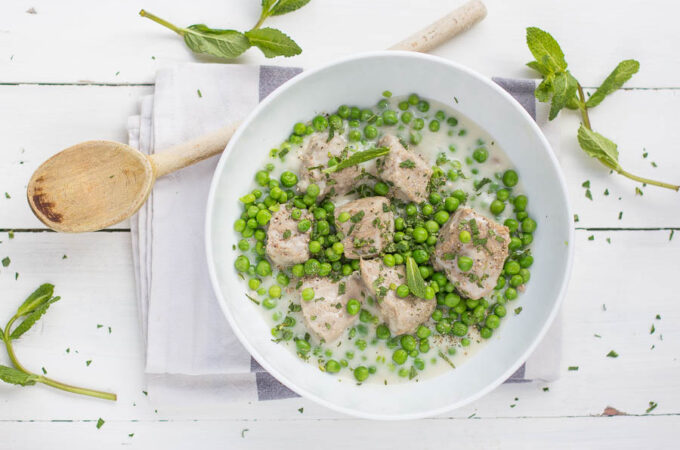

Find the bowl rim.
xmin=205 ymin=50 xmax=575 ymax=420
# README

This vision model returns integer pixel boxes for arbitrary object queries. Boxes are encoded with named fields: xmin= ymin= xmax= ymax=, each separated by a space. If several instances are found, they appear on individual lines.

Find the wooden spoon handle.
xmin=149 ymin=121 xmax=240 ymax=178
xmin=390 ymin=0 xmax=487 ymax=53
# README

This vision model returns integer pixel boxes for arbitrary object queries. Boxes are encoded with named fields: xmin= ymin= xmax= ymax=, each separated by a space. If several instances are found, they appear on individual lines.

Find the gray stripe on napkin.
xmin=259 ymin=66 xmax=303 ymax=102
xmin=251 ymin=76 xmax=540 ymax=401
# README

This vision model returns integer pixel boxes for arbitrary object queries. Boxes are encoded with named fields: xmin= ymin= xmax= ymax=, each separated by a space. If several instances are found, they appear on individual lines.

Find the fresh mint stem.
xmin=3 ymin=306 xmax=117 ymax=401
xmin=139 ymin=9 xmax=185 ymax=35
xmin=576 ymin=82 xmax=679 ymax=191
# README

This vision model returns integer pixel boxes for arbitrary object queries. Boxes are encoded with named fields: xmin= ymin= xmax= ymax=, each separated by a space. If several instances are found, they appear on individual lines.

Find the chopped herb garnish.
xmin=399 ymin=160 xmax=416 ymax=169
xmin=245 ymin=294 xmax=260 ymax=305
xmin=635 ymin=186 xmax=643 ymax=196
xmin=670 ymin=230 xmax=675 ymax=241
xmin=96 ymin=418 xmax=105 ymax=429
xmin=197 ymin=89 xmax=202 ymax=98
xmin=86 ymin=360 xmax=92 ymax=366
xmin=542 ymin=387 xmax=549 ymax=392
xmin=585 ymin=189 xmax=593 ymax=200
xmin=606 ymin=350 xmax=618 ymax=358
xmin=573 ymin=214 xmax=579 ymax=223
xmin=568 ymin=366 xmax=579 ymax=371
xmin=582 ymin=180 xmax=590 ymax=188
xmin=650 ymin=324 xmax=655 ymax=334
xmin=322 ymin=147 xmax=389 ymax=174
xmin=1 ymin=257 xmax=10 ymax=267
xmin=618 ymin=211 xmax=623 ymax=220
xmin=514 ymin=307 xmax=523 ymax=315
xmin=438 ymin=350 xmax=456 ymax=369
xmin=646 ymin=401 xmax=658 ymax=413
xmin=588 ymin=235 xmax=594 ymax=241
xmin=298 ymin=407 xmax=304 ymax=413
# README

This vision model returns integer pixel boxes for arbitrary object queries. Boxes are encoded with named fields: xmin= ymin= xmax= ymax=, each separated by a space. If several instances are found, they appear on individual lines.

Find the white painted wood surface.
xmin=0 ymin=0 xmax=678 ymax=448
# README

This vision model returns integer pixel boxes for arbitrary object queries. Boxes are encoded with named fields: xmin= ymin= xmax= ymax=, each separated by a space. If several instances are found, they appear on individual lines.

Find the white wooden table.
xmin=1 ymin=1 xmax=678 ymax=448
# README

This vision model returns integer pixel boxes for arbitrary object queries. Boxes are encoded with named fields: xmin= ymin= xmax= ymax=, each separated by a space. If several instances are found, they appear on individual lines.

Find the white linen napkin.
xmin=128 ymin=64 xmax=562 ymax=407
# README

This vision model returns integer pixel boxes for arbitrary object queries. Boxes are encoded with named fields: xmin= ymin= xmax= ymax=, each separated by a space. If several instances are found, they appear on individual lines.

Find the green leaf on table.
xmin=16 ymin=283 xmax=54 ymax=316
xmin=11 ymin=297 xmax=60 ymax=340
xmin=244 ymin=28 xmax=302 ymax=58
xmin=0 ymin=365 xmax=38 ymax=386
xmin=322 ymin=147 xmax=389 ymax=174
xmin=269 ymin=0 xmax=311 ymax=16
xmin=183 ymin=25 xmax=251 ymax=59
xmin=586 ymin=59 xmax=640 ymax=108
xmin=526 ymin=27 xmax=567 ymax=73
xmin=405 ymin=257 xmax=427 ymax=299
xmin=577 ymin=125 xmax=621 ymax=170
xmin=548 ymin=71 xmax=578 ymax=120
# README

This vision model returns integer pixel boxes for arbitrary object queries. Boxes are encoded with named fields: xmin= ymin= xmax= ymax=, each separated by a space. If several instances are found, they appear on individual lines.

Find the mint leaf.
xmin=577 ymin=125 xmax=621 ymax=170
xmin=0 ymin=365 xmax=38 ymax=386
xmin=245 ymin=27 xmax=301 ymax=58
xmin=534 ymin=74 xmax=554 ymax=103
xmin=270 ymin=0 xmax=311 ymax=16
xmin=17 ymin=283 xmax=54 ymax=316
xmin=586 ymin=59 xmax=640 ymax=108
xmin=526 ymin=27 xmax=567 ymax=73
xmin=322 ymin=147 xmax=390 ymax=174
xmin=183 ymin=25 xmax=251 ymax=59
xmin=11 ymin=296 xmax=60 ymax=340
xmin=405 ymin=257 xmax=427 ymax=299
xmin=548 ymin=71 xmax=578 ymax=120
xmin=526 ymin=60 xmax=551 ymax=77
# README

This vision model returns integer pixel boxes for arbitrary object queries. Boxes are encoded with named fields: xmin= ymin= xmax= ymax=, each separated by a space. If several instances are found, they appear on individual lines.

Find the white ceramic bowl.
xmin=205 ymin=51 xmax=574 ymax=419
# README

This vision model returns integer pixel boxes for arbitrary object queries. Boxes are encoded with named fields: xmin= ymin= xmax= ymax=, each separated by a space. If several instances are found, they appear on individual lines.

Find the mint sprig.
xmin=0 ymin=284 xmax=116 ymax=401
xmin=139 ymin=0 xmax=308 ymax=60
xmin=525 ymin=27 xmax=679 ymax=192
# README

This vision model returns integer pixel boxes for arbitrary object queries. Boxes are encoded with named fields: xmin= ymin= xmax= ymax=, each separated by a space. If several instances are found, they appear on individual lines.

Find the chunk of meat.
xmin=432 ymin=207 xmax=510 ymax=300
xmin=376 ymin=134 xmax=432 ymax=203
xmin=359 ymin=259 xmax=436 ymax=335
xmin=299 ymin=273 xmax=365 ymax=343
xmin=335 ymin=196 xmax=394 ymax=259
xmin=297 ymin=133 xmax=360 ymax=198
xmin=265 ymin=206 xmax=313 ymax=268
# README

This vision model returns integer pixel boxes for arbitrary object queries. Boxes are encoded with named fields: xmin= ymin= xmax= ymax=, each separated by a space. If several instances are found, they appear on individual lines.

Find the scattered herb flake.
xmin=670 ymin=230 xmax=675 ymax=241
xmin=97 ymin=324 xmax=103 ymax=329
xmin=96 ymin=418 xmax=105 ymax=429
xmin=618 ymin=211 xmax=623 ymax=220
xmin=603 ymin=188 xmax=609 ymax=196
xmin=585 ymin=189 xmax=592 ymax=200
xmin=573 ymin=214 xmax=579 ymax=223
xmin=568 ymin=366 xmax=579 ymax=371
xmin=588 ymin=235 xmax=594 ymax=241
xmin=602 ymin=304 xmax=607 ymax=311
xmin=86 ymin=360 xmax=92 ymax=366
xmin=129 ymin=433 xmax=135 ymax=438
xmin=2 ymin=257 xmax=10 ymax=267
xmin=41 ymin=367 xmax=47 ymax=375
xmin=606 ymin=237 xmax=611 ymax=244
xmin=656 ymin=314 xmax=661 ymax=320
xmin=8 ymin=230 xmax=14 ymax=239
xmin=646 ymin=401 xmax=658 ymax=414
xmin=650 ymin=324 xmax=655 ymax=335
xmin=298 ymin=407 xmax=304 ymax=413
xmin=635 ymin=186 xmax=643 ymax=196
xmin=62 ymin=254 xmax=68 ymax=259
xmin=581 ymin=180 xmax=590 ymax=188
xmin=606 ymin=350 xmax=618 ymax=358
xmin=241 ymin=428 xmax=249 ymax=438
xmin=4 ymin=192 xmax=10 ymax=199
xmin=197 ymin=89 xmax=202 ymax=98
xmin=514 ymin=307 xmax=522 ymax=315
xmin=542 ymin=387 xmax=549 ymax=392
xmin=594 ymin=334 xmax=601 ymax=338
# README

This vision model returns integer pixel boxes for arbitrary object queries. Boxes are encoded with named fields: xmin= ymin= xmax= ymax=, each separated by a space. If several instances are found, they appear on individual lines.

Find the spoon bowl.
xmin=27 ymin=141 xmax=155 ymax=232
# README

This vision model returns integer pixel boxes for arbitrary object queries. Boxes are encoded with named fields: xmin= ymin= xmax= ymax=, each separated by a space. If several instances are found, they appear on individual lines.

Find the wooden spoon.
xmin=27 ymin=0 xmax=486 ymax=233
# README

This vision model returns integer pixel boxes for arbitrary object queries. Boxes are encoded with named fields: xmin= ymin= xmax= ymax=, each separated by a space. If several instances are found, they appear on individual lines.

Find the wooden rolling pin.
xmin=27 ymin=1 xmax=487 ymax=233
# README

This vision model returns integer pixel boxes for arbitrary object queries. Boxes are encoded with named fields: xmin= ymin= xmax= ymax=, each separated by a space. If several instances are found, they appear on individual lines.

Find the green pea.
xmin=457 ymin=256 xmax=473 ymax=272
xmin=509 ymin=237 xmax=522 ymax=251
xmin=502 ymin=170 xmax=519 ymax=187
xmin=392 ymin=349 xmax=408 ymax=365
xmin=374 ymin=182 xmax=389 ymax=196
xmin=297 ymin=219 xmax=312 ymax=233
xmin=413 ymin=227 xmax=428 ymax=243
xmin=234 ymin=255 xmax=250 ymax=272
xmin=431 ymin=309 xmax=443 ymax=321
xmin=377 ymin=99 xmax=388 ymax=110
xmin=444 ymin=197 xmax=460 ymax=213
xmin=522 ymin=233 xmax=534 ymax=246
xmin=432 ymin=210 xmax=449 ymax=226
xmin=480 ymin=327 xmax=493 ymax=339
xmin=234 ymin=219 xmax=246 ymax=232
xmin=304 ymin=258 xmax=320 ymax=275
xmin=280 ymin=171 xmax=298 ymax=187
xmin=268 ymin=285 xmax=282 ymax=298
xmin=452 ymin=189 xmax=467 ymax=203
xmin=521 ymin=217 xmax=537 ymax=234
xmin=360 ymin=109 xmax=374 ymax=122
xmin=519 ymin=254 xmax=534 ymax=268
xmin=348 ymin=130 xmax=361 ymax=141
xmin=394 ymin=254 xmax=404 ymax=265
xmin=447 ymin=116 xmax=458 ymax=126
xmin=413 ymin=118 xmax=425 ymax=130
xmin=256 ymin=209 xmax=271 ymax=226
xmin=342 ymin=264 xmax=353 ymax=276
xmin=383 ymin=254 xmax=396 ymax=267
xmin=504 ymin=218 xmax=519 ymax=233
xmin=495 ymin=189 xmax=509 ymax=202
xmin=247 ymin=207 xmax=259 ymax=219
xmin=444 ymin=293 xmax=461 ymax=308
xmin=255 ymin=170 xmax=270 ymax=187
xmin=382 ymin=110 xmax=398 ymax=125
xmin=332 ymin=242 xmax=344 ymax=255
xmin=434 ymin=110 xmax=446 ymax=121
xmin=520 ymin=268 xmax=531 ymax=283
xmin=240 ymin=193 xmax=256 ymax=204
xmin=293 ymin=122 xmax=306 ymax=136
xmin=429 ymin=120 xmax=440 ymax=132
xmin=396 ymin=284 xmax=410 ymax=298
xmin=237 ymin=239 xmax=250 ymax=251
xmin=398 ymin=101 xmax=409 ymax=111
xmin=306 ymin=184 xmax=320 ymax=198
xmin=308 ymin=241 xmax=321 ymax=253
xmin=417 ymin=100 xmax=430 ymax=112
xmin=401 ymin=111 xmax=413 ymax=124
xmin=408 ymin=94 xmax=419 ymax=105
xmin=514 ymin=195 xmax=528 ymax=212
xmin=349 ymin=106 xmax=361 ymax=120
xmin=485 ymin=314 xmax=501 ymax=329
xmin=262 ymin=298 xmax=277 ymax=309
xmin=325 ymin=359 xmax=341 ymax=373
xmin=400 ymin=335 xmax=417 ymax=351
xmin=452 ymin=321 xmax=468 ymax=337
xmin=412 ymin=249 xmax=429 ymax=264
xmin=425 ymin=220 xmax=439 ymax=234
xmin=376 ymin=324 xmax=391 ymax=340
xmin=516 ymin=211 xmax=528 ymax=221
xmin=458 ymin=230 xmax=472 ymax=244
xmin=405 ymin=204 xmax=418 ymax=216
xmin=348 ymin=119 xmax=360 ymax=128
xmin=346 ymin=298 xmax=360 ymax=315
xmin=312 ymin=115 xmax=329 ymax=131
xmin=336 ymin=211 xmax=350 ymax=223
xmin=248 ymin=278 xmax=260 ymax=290
xmin=494 ymin=304 xmax=507 ymax=318
xmin=510 ymin=274 xmax=524 ymax=287
xmin=364 ymin=125 xmax=378 ymax=139
xmin=505 ymin=287 xmax=518 ymax=300
xmin=292 ymin=264 xmax=304 ymax=278
xmin=255 ymin=260 xmax=271 ymax=277
xmin=504 ymin=260 xmax=520 ymax=275
xmin=354 ymin=366 xmax=369 ymax=382
xmin=473 ymin=147 xmax=488 ymax=163
xmin=317 ymin=220 xmax=330 ymax=235
xmin=301 ymin=288 xmax=314 ymax=301
xmin=295 ymin=338 xmax=311 ymax=354
xmin=409 ymin=130 xmax=422 ymax=145
xmin=394 ymin=217 xmax=405 ymax=230
xmin=436 ymin=321 xmax=451 ymax=334
xmin=333 ymin=105 xmax=348 ymax=119
xmin=490 ymin=200 xmax=506 ymax=215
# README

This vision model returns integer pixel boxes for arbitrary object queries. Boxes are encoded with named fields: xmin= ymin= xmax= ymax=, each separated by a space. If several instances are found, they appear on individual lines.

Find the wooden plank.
xmin=0 ymin=415 xmax=675 ymax=449
xmin=0 ymin=229 xmax=677 ymax=422
xmin=1 ymin=85 xmax=678 ymax=229
xmin=0 ymin=0 xmax=678 ymax=87
xmin=0 ymin=85 xmax=152 ymax=228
